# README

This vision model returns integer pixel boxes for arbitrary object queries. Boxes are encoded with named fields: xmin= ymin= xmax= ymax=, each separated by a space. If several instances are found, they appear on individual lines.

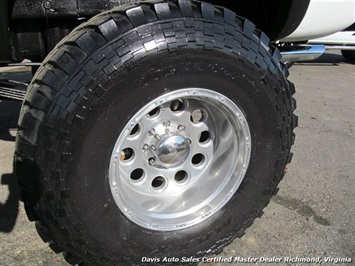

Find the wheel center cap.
xmin=157 ymin=135 xmax=189 ymax=165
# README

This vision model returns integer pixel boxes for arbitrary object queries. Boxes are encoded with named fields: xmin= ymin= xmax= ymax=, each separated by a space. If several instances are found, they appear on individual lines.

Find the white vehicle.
xmin=0 ymin=0 xmax=353 ymax=264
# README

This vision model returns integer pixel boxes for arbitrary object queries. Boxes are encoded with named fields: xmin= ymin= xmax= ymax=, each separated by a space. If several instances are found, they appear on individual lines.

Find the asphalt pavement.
xmin=0 ymin=51 xmax=354 ymax=265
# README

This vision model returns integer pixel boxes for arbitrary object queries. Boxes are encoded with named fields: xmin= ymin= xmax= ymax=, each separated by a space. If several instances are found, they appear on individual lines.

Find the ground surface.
xmin=0 ymin=51 xmax=354 ymax=265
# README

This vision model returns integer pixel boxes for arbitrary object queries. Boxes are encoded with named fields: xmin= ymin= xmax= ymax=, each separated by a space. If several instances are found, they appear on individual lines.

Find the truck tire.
xmin=15 ymin=0 xmax=297 ymax=264
xmin=341 ymin=50 xmax=355 ymax=61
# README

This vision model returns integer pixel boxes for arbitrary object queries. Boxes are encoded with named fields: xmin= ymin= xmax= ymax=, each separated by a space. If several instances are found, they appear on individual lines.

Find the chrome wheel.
xmin=109 ymin=88 xmax=251 ymax=231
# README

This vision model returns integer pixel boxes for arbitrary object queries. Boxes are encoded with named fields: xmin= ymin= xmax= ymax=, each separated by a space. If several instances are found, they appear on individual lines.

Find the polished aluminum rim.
xmin=109 ymin=88 xmax=251 ymax=231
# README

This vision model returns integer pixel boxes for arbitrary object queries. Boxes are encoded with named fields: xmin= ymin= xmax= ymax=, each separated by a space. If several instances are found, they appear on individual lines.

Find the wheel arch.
xmin=203 ymin=0 xmax=310 ymax=41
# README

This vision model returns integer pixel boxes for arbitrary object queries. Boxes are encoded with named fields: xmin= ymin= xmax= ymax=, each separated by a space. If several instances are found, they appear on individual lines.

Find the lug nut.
xmin=149 ymin=158 xmax=156 ymax=165
xmin=150 ymin=145 xmax=156 ymax=151
xmin=148 ymin=129 xmax=156 ymax=136
xmin=178 ymin=125 xmax=186 ymax=131
xmin=163 ymin=121 xmax=171 ymax=127
xmin=143 ymin=144 xmax=149 ymax=151
xmin=154 ymin=134 xmax=161 ymax=141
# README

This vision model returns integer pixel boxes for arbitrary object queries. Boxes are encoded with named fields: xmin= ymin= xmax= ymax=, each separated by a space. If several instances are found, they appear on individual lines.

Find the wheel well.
xmin=205 ymin=0 xmax=298 ymax=41
xmin=3 ymin=0 xmax=308 ymax=63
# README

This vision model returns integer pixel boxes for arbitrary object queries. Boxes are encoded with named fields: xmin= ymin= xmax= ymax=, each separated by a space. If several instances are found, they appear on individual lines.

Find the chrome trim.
xmin=324 ymin=45 xmax=355 ymax=51
xmin=280 ymin=45 xmax=325 ymax=63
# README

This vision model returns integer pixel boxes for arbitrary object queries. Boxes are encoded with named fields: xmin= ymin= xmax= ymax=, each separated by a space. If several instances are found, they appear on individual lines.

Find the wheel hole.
xmin=121 ymin=148 xmax=134 ymax=161
xmin=192 ymin=153 xmax=205 ymax=165
xmin=199 ymin=131 xmax=211 ymax=143
xmin=170 ymin=99 xmax=184 ymax=112
xmin=129 ymin=124 xmax=140 ymax=136
xmin=147 ymin=107 xmax=160 ymax=118
xmin=152 ymin=176 xmax=166 ymax=189
xmin=130 ymin=168 xmax=144 ymax=181
xmin=190 ymin=109 xmax=205 ymax=124
xmin=175 ymin=171 xmax=188 ymax=183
